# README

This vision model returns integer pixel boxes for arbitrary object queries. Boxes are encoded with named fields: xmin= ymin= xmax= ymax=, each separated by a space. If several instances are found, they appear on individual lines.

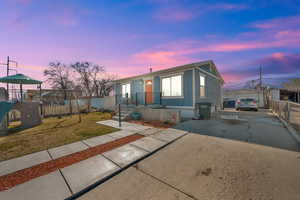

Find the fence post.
xmin=118 ymin=103 xmax=121 ymax=127
xmin=287 ymin=102 xmax=290 ymax=122
xmin=135 ymin=93 xmax=138 ymax=106
xmin=145 ymin=92 xmax=147 ymax=106
xmin=159 ymin=92 xmax=162 ymax=105
xmin=126 ymin=93 xmax=128 ymax=106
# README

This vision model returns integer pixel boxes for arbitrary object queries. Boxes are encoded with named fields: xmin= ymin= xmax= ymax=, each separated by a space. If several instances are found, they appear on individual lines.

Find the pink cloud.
xmin=212 ymin=3 xmax=248 ymax=10
xmin=154 ymin=3 xmax=248 ymax=22
xmin=123 ymin=14 xmax=300 ymax=81
xmin=222 ymin=73 xmax=249 ymax=83
xmin=271 ymin=52 xmax=285 ymax=60
xmin=153 ymin=6 xmax=199 ymax=21
xmin=250 ymin=15 xmax=300 ymax=30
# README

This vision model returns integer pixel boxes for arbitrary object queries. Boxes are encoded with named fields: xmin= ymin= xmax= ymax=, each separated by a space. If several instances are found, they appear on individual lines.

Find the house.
xmin=114 ymin=60 xmax=224 ymax=118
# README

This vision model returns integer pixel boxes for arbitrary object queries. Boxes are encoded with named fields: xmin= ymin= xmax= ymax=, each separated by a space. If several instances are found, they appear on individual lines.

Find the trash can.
xmin=195 ymin=102 xmax=212 ymax=119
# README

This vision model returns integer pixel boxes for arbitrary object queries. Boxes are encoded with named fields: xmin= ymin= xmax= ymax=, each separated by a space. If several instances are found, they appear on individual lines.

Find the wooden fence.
xmin=270 ymin=100 xmax=300 ymax=130
xmin=42 ymin=104 xmax=88 ymax=117
xmin=8 ymin=103 xmax=88 ymax=121
xmin=7 ymin=96 xmax=115 ymax=121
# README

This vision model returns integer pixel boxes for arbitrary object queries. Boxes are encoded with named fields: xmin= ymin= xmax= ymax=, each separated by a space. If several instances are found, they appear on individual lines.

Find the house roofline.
xmin=114 ymin=60 xmax=224 ymax=84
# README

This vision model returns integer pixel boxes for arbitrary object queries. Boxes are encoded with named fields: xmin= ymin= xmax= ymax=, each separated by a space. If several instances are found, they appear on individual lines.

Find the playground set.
xmin=0 ymin=73 xmax=43 ymax=136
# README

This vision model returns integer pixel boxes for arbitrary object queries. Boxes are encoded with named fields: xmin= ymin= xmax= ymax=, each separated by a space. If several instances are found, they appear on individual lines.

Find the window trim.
xmin=160 ymin=74 xmax=184 ymax=98
xmin=199 ymin=73 xmax=206 ymax=98
xmin=121 ymin=83 xmax=131 ymax=98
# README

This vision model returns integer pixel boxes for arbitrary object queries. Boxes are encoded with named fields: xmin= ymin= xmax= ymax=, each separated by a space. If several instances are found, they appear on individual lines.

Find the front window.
xmin=122 ymin=83 xmax=130 ymax=98
xmin=200 ymin=75 xmax=205 ymax=97
xmin=162 ymin=75 xmax=182 ymax=97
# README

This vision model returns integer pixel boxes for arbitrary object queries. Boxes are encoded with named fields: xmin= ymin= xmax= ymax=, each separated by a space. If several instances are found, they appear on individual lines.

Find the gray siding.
xmin=116 ymin=79 xmax=145 ymax=104
xmin=154 ymin=70 xmax=193 ymax=107
xmin=115 ymin=68 xmax=222 ymax=109
xmin=194 ymin=69 xmax=222 ymax=108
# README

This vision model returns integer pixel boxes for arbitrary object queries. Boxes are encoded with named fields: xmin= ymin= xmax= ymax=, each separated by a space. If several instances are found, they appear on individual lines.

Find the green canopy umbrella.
xmin=0 ymin=74 xmax=42 ymax=102
xmin=0 ymin=74 xmax=42 ymax=85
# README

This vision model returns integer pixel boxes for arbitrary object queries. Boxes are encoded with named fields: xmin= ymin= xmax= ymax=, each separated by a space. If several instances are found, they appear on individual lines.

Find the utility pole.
xmin=259 ymin=65 xmax=262 ymax=89
xmin=6 ymin=56 xmax=9 ymax=100
xmin=259 ymin=65 xmax=265 ymax=108
xmin=257 ymin=66 xmax=262 ymax=108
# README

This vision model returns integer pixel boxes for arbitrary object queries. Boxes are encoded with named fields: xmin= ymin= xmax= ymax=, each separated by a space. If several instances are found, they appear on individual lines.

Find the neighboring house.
xmin=114 ymin=60 xmax=224 ymax=118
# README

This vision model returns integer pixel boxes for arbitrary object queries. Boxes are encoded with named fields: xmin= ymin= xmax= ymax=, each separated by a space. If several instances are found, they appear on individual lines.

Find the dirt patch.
xmin=0 ymin=134 xmax=144 ymax=191
xmin=201 ymin=168 xmax=212 ymax=176
xmin=127 ymin=120 xmax=175 ymax=129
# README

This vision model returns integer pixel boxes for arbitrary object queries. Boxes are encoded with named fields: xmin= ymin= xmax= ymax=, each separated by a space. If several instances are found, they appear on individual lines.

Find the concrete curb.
xmin=272 ymin=112 xmax=300 ymax=144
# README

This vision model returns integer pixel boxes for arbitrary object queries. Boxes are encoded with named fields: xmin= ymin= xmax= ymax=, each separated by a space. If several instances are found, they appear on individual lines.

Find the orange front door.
xmin=145 ymin=80 xmax=153 ymax=104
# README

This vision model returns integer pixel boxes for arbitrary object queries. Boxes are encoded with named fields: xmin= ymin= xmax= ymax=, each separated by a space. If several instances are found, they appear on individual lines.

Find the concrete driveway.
xmin=174 ymin=109 xmax=300 ymax=152
xmin=78 ymin=133 xmax=300 ymax=200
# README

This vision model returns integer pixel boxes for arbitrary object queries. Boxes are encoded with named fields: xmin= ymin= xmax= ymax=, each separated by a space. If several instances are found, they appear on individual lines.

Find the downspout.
xmin=192 ymin=69 xmax=195 ymax=107
xmin=192 ymin=68 xmax=196 ymax=118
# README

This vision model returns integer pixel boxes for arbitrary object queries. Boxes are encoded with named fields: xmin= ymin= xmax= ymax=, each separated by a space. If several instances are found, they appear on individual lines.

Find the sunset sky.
xmin=0 ymin=0 xmax=299 ymax=88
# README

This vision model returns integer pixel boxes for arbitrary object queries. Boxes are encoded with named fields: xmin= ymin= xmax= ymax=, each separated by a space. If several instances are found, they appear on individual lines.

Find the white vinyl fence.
xmin=271 ymin=100 xmax=300 ymax=130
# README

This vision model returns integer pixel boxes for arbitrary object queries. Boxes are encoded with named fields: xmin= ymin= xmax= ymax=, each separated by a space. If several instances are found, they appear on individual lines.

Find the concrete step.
xmin=112 ymin=116 xmax=126 ymax=121
xmin=113 ymin=114 xmax=129 ymax=117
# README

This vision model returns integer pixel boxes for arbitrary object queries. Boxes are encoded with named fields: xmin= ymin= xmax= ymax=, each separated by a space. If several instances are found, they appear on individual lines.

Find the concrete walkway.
xmin=79 ymin=133 xmax=300 ymax=200
xmin=0 ymin=121 xmax=188 ymax=200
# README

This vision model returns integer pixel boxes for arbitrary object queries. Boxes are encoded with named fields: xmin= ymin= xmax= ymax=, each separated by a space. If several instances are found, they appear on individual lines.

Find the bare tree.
xmin=44 ymin=62 xmax=74 ymax=100
xmin=90 ymin=65 xmax=105 ymax=97
xmin=71 ymin=62 xmax=104 ymax=111
xmin=98 ymin=74 xmax=117 ymax=97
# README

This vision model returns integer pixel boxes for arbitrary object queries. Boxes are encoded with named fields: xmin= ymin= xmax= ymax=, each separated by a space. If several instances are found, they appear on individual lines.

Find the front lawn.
xmin=0 ymin=112 xmax=119 ymax=161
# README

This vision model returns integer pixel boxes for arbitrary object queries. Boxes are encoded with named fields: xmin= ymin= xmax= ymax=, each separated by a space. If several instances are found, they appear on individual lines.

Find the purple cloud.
xmin=153 ymin=2 xmax=248 ymax=22
xmin=250 ymin=14 xmax=300 ymax=30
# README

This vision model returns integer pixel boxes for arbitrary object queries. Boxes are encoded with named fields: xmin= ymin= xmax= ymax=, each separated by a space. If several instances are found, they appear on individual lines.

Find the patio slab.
xmin=61 ymin=155 xmax=120 ymax=194
xmin=83 ymin=135 xmax=116 ymax=147
xmin=103 ymin=144 xmax=148 ymax=167
xmin=97 ymin=120 xmax=120 ymax=127
xmin=137 ymin=128 xmax=161 ymax=136
xmin=106 ymin=130 xmax=137 ymax=139
xmin=78 ymin=167 xmax=193 ymax=200
xmin=97 ymin=120 xmax=150 ymax=132
xmin=0 ymin=150 xmax=51 ymax=176
xmin=150 ymin=129 xmax=188 ymax=142
xmin=0 ymin=170 xmax=71 ymax=200
xmin=130 ymin=137 xmax=167 ymax=152
xmin=48 ymin=141 xmax=89 ymax=159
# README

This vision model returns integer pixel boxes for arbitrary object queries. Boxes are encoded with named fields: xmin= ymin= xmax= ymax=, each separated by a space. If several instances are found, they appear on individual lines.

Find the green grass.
xmin=0 ymin=112 xmax=119 ymax=161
